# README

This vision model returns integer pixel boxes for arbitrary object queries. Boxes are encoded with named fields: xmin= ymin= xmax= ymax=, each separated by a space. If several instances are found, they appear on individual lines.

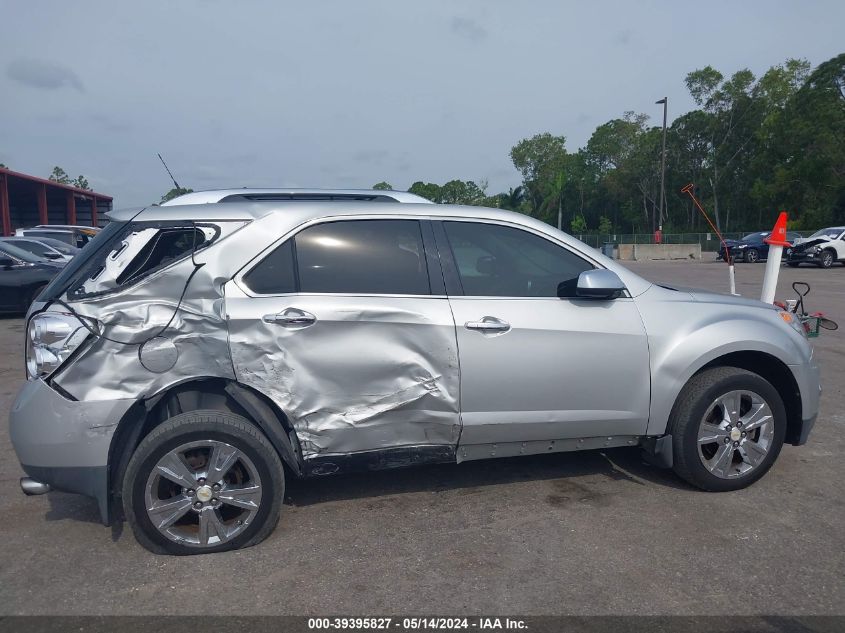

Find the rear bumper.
xmin=9 ymin=378 xmax=135 ymax=524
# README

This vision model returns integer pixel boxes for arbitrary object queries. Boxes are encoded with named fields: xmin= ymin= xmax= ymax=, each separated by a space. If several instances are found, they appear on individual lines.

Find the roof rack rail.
xmin=161 ymin=188 xmax=432 ymax=206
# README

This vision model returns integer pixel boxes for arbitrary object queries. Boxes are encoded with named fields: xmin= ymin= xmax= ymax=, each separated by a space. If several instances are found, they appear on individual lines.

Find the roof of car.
xmin=159 ymin=188 xmax=433 ymax=206
xmin=19 ymin=227 xmax=75 ymax=234
xmin=108 ymin=198 xmax=535 ymax=227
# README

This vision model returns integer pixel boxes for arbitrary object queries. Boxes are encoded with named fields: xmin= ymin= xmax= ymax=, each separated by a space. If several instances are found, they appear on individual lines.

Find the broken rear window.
xmin=115 ymin=227 xmax=207 ymax=285
xmin=56 ymin=222 xmax=223 ymax=299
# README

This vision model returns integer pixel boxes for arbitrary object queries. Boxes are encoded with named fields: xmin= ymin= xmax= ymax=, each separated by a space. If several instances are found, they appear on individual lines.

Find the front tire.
xmin=819 ymin=249 xmax=835 ymax=269
xmin=669 ymin=367 xmax=786 ymax=492
xmin=123 ymin=410 xmax=284 ymax=555
xmin=744 ymin=248 xmax=760 ymax=263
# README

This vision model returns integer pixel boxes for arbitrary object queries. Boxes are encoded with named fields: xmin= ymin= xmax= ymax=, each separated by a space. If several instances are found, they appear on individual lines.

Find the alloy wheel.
xmin=697 ymin=390 xmax=775 ymax=479
xmin=144 ymin=440 xmax=263 ymax=548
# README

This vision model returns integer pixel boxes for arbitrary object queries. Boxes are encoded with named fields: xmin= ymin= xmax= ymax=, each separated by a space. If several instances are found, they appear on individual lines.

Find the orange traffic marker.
xmin=765 ymin=211 xmax=792 ymax=247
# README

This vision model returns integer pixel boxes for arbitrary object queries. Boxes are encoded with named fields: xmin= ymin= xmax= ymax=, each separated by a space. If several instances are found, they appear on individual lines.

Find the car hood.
xmin=31 ymin=261 xmax=65 ymax=271
xmin=792 ymin=236 xmax=832 ymax=251
xmin=660 ymin=285 xmax=775 ymax=310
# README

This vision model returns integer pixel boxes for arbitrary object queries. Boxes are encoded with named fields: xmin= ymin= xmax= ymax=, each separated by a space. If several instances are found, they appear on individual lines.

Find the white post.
xmin=760 ymin=245 xmax=783 ymax=304
xmin=728 ymin=264 xmax=737 ymax=295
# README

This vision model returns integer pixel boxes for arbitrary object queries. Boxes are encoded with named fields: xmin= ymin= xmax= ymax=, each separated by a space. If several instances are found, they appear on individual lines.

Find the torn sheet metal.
xmin=51 ymin=222 xmax=247 ymax=401
xmin=225 ymin=284 xmax=461 ymax=458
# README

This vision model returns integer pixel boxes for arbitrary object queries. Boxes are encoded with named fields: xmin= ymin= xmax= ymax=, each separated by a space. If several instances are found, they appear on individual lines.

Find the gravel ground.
xmin=0 ymin=257 xmax=842 ymax=615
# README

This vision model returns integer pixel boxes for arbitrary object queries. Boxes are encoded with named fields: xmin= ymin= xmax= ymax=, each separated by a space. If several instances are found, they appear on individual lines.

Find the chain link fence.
xmin=573 ymin=231 xmax=814 ymax=251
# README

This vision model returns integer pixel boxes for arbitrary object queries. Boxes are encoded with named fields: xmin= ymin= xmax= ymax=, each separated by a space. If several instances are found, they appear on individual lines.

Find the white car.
xmin=786 ymin=227 xmax=845 ymax=268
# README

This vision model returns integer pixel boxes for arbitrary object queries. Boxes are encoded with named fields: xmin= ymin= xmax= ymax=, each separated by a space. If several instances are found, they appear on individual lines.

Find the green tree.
xmin=570 ymin=215 xmax=587 ymax=234
xmin=408 ymin=181 xmax=442 ymax=203
xmin=160 ymin=187 xmax=194 ymax=204
xmin=509 ymin=133 xmax=568 ymax=214
xmin=372 ymin=181 xmax=392 ymax=190
xmin=498 ymin=186 xmax=525 ymax=210
xmin=598 ymin=216 xmax=613 ymax=234
xmin=72 ymin=175 xmax=90 ymax=190
xmin=49 ymin=166 xmax=70 ymax=184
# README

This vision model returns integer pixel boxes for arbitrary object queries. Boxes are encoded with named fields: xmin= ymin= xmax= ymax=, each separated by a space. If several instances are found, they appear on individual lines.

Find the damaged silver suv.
xmin=11 ymin=189 xmax=820 ymax=554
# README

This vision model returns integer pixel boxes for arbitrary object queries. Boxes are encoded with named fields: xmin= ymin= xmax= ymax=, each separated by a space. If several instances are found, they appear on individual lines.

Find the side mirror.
xmin=576 ymin=269 xmax=626 ymax=300
xmin=0 ymin=257 xmax=15 ymax=268
xmin=44 ymin=252 xmax=62 ymax=260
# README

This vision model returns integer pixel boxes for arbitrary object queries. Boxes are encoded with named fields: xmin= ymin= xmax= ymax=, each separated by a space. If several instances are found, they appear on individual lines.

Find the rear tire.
xmin=786 ymin=262 xmax=799 ymax=268
xmin=669 ymin=367 xmax=786 ymax=492
xmin=123 ymin=410 xmax=284 ymax=555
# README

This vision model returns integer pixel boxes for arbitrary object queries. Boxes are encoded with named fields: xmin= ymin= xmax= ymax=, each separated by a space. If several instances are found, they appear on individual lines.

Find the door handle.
xmin=262 ymin=308 xmax=317 ymax=327
xmin=465 ymin=316 xmax=511 ymax=333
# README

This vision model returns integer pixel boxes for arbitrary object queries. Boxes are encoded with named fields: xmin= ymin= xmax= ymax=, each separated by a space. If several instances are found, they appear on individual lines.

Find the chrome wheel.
xmin=820 ymin=250 xmax=834 ymax=268
xmin=144 ymin=440 xmax=262 ymax=548
xmin=697 ymin=390 xmax=775 ymax=479
xmin=745 ymin=248 xmax=759 ymax=263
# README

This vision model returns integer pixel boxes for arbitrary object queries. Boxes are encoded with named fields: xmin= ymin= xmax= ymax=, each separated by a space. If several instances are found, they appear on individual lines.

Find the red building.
xmin=0 ymin=166 xmax=112 ymax=236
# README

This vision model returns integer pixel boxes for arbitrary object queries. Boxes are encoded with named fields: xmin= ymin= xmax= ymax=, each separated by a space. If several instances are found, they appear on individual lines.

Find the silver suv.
xmin=10 ymin=189 xmax=821 ymax=554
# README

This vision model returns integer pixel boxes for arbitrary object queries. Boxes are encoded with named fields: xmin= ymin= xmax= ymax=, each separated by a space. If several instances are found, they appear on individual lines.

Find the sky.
xmin=1 ymin=0 xmax=843 ymax=208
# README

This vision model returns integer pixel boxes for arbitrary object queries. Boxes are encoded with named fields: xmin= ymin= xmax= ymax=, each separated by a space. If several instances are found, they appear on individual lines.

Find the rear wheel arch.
xmin=108 ymin=378 xmax=302 ymax=520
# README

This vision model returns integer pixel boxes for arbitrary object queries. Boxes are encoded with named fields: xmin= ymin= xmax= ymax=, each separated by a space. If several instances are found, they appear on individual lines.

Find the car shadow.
xmin=284 ymin=446 xmax=695 ymax=507
xmin=38 ymin=447 xmax=695 ymax=535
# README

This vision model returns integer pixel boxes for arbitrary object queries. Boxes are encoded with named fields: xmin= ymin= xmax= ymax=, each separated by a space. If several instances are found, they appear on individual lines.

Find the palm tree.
xmin=500 ymin=186 xmax=525 ymax=210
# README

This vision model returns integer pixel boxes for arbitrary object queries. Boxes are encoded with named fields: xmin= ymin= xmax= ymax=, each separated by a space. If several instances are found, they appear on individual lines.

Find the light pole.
xmin=656 ymin=97 xmax=668 ymax=231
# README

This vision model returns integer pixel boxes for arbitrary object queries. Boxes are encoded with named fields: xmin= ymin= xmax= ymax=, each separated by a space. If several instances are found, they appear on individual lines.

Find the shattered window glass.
xmin=63 ymin=223 xmax=221 ymax=298
xmin=115 ymin=228 xmax=207 ymax=285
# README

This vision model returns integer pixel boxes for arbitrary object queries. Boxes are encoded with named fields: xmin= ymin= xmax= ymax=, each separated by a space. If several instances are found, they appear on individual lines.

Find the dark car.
xmin=0 ymin=237 xmax=78 ymax=263
xmin=0 ymin=243 xmax=64 ymax=313
xmin=717 ymin=231 xmax=802 ymax=263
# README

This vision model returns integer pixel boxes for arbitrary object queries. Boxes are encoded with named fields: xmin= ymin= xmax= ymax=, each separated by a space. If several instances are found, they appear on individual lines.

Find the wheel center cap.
xmin=730 ymin=428 xmax=742 ymax=442
xmin=196 ymin=485 xmax=213 ymax=503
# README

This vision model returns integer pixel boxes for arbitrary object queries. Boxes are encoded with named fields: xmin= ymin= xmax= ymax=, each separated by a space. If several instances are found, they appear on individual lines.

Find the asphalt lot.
xmin=0 ymin=257 xmax=843 ymax=616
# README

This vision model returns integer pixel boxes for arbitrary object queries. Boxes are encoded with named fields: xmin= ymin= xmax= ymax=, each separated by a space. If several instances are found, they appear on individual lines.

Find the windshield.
xmin=7 ymin=239 xmax=56 ymax=258
xmin=741 ymin=232 xmax=767 ymax=241
xmin=808 ymin=228 xmax=842 ymax=239
xmin=0 ymin=242 xmax=45 ymax=263
xmin=34 ymin=237 xmax=79 ymax=256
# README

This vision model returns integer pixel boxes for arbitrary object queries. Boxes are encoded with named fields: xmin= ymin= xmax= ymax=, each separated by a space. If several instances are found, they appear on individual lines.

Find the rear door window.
xmin=243 ymin=219 xmax=430 ymax=295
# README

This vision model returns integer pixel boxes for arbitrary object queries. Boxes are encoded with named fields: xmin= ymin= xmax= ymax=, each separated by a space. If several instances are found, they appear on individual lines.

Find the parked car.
xmin=31 ymin=224 xmax=101 ymax=234
xmin=0 ymin=236 xmax=78 ymax=263
xmin=786 ymin=227 xmax=845 ymax=268
xmin=717 ymin=231 xmax=803 ymax=263
xmin=15 ymin=226 xmax=99 ymax=248
xmin=11 ymin=189 xmax=820 ymax=555
xmin=0 ymin=242 xmax=64 ymax=313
